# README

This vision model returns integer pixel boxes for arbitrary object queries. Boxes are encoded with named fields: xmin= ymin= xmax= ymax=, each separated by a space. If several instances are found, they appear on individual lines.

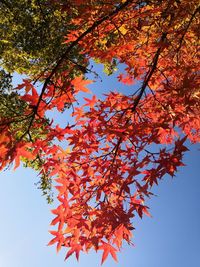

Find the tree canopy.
xmin=0 ymin=0 xmax=199 ymax=264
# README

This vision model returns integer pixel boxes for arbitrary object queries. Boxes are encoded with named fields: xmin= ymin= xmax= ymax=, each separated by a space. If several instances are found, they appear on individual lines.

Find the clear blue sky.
xmin=0 ymin=64 xmax=199 ymax=267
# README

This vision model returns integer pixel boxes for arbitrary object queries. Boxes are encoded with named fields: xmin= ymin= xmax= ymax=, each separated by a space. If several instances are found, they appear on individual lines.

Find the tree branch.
xmin=23 ymin=0 xmax=134 ymax=138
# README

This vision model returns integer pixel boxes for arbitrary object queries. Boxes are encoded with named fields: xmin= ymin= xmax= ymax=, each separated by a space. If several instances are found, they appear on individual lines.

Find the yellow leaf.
xmin=58 ymin=146 xmax=71 ymax=155
xmin=99 ymin=39 xmax=107 ymax=45
xmin=119 ymin=25 xmax=128 ymax=35
xmin=65 ymin=147 xmax=71 ymax=154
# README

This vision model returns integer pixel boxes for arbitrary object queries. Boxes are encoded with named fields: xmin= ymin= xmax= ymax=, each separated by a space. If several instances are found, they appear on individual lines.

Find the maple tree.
xmin=0 ymin=0 xmax=200 ymax=264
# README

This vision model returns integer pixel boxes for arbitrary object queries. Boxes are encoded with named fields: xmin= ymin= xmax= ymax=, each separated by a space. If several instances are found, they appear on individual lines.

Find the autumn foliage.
xmin=0 ymin=0 xmax=199 ymax=264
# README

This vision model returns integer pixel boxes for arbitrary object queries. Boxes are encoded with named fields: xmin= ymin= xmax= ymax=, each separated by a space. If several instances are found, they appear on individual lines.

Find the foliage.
xmin=0 ymin=0 xmax=86 ymax=77
xmin=0 ymin=69 xmax=13 ymax=92
xmin=0 ymin=0 xmax=199 ymax=264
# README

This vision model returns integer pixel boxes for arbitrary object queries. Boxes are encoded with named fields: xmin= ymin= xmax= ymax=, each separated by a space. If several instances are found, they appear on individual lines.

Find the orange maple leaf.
xmin=99 ymin=242 xmax=118 ymax=265
xmin=71 ymin=76 xmax=93 ymax=93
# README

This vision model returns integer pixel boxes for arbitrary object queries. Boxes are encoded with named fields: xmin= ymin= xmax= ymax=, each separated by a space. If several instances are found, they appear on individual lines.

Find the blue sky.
xmin=0 ymin=64 xmax=199 ymax=267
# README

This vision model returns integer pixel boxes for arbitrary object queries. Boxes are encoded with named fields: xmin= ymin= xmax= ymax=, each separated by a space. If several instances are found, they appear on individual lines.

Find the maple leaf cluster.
xmin=0 ymin=0 xmax=199 ymax=264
